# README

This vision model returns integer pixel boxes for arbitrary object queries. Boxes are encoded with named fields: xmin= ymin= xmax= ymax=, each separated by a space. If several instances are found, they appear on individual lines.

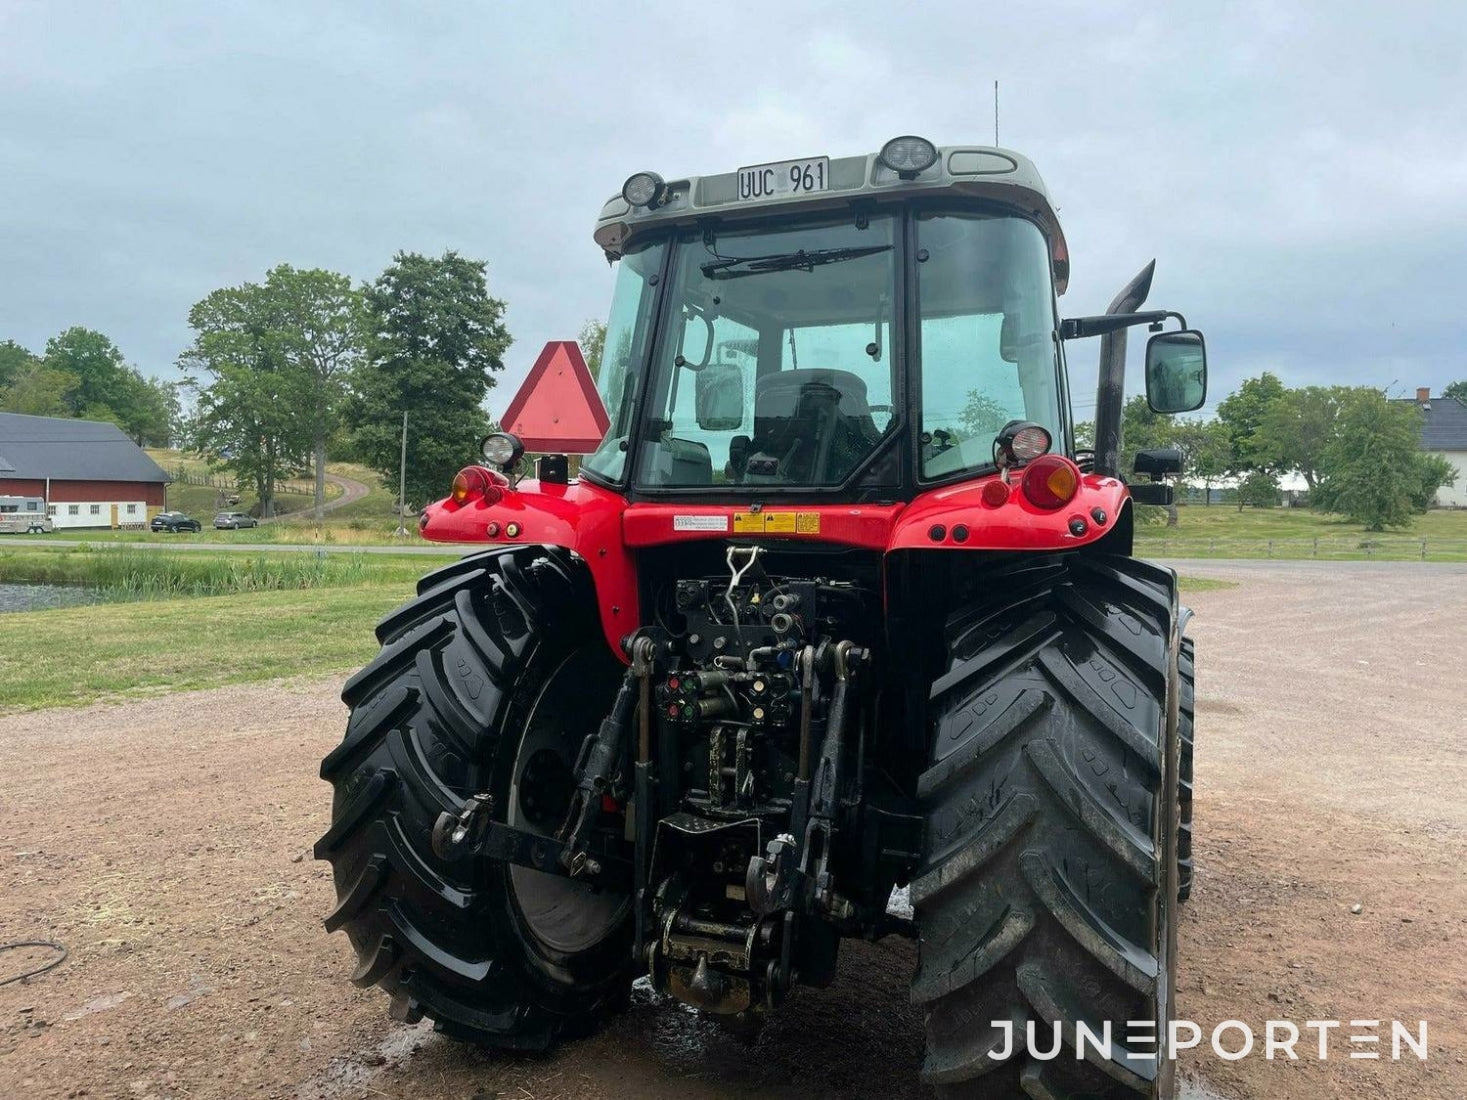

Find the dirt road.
xmin=1 ymin=561 xmax=1463 ymax=1099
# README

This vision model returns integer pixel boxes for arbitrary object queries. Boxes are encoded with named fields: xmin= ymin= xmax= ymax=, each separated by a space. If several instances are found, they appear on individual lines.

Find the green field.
xmin=0 ymin=585 xmax=412 ymax=711
xmin=1135 ymin=503 xmax=1467 ymax=560
xmin=0 ymin=546 xmax=460 ymax=711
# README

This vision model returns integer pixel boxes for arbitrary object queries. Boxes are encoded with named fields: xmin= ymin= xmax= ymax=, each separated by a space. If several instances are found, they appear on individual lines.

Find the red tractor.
xmin=317 ymin=136 xmax=1205 ymax=1098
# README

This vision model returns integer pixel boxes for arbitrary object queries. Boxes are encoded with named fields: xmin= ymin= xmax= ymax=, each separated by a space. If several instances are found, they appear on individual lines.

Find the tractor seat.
xmin=739 ymin=369 xmax=882 ymax=484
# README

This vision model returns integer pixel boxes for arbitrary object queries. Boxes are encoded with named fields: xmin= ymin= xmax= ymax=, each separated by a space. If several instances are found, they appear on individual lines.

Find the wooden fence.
xmin=1137 ymin=536 xmax=1467 ymax=561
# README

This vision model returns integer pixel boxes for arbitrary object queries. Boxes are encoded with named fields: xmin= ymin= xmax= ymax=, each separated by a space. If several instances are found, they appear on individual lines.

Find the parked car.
xmin=151 ymin=511 xmax=202 ymax=533
xmin=214 ymin=511 xmax=259 ymax=530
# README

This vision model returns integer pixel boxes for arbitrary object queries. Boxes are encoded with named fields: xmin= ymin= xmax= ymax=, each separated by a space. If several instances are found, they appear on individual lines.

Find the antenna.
xmin=994 ymin=80 xmax=1000 ymax=145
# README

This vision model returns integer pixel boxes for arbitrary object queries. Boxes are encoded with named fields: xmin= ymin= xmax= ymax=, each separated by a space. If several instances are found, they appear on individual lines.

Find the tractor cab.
xmin=581 ymin=138 xmax=1073 ymax=500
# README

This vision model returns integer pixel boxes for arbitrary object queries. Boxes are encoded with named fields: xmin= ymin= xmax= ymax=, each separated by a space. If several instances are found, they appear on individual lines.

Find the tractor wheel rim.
xmin=507 ymin=646 xmax=629 ymax=955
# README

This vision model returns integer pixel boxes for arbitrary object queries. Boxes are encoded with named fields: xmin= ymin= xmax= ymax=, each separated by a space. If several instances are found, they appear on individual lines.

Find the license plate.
xmin=736 ymin=156 xmax=829 ymax=201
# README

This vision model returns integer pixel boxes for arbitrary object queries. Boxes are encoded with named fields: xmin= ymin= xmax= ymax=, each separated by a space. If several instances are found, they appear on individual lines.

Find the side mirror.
xmin=695 ymin=362 xmax=745 ymax=430
xmin=1145 ymin=330 xmax=1207 ymax=413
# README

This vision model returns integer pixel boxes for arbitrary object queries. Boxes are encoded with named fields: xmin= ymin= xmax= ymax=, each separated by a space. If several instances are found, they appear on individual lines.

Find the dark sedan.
xmin=151 ymin=511 xmax=202 ymax=533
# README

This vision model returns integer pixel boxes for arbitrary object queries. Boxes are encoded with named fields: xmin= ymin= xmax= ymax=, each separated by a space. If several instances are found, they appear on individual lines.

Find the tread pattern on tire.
xmin=316 ymin=545 xmax=629 ymax=1050
xmin=914 ymin=554 xmax=1180 ymax=1099
xmin=1177 ymin=636 xmax=1195 ymax=903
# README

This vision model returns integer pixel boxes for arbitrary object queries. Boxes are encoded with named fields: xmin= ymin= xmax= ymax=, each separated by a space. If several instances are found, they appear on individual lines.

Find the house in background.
xmin=1401 ymin=388 xmax=1467 ymax=508
xmin=0 ymin=412 xmax=171 ymax=529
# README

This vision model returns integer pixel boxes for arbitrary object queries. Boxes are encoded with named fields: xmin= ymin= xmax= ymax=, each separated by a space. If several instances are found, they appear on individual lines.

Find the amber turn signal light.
xmin=451 ymin=467 xmax=504 ymax=506
xmin=1021 ymin=455 xmax=1081 ymax=510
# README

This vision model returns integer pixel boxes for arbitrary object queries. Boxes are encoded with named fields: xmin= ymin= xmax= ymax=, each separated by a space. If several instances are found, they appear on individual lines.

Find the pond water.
xmin=0 ymin=582 xmax=103 ymax=612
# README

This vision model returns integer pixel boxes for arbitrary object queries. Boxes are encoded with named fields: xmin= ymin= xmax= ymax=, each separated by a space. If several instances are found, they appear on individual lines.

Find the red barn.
xmin=0 ymin=412 xmax=171 ymax=529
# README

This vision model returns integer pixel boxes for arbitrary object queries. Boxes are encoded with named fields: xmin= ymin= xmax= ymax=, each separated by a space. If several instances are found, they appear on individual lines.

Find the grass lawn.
xmin=1135 ymin=504 xmax=1467 ymax=560
xmin=0 ymin=585 xmax=411 ymax=711
xmin=0 ymin=545 xmax=462 ymax=711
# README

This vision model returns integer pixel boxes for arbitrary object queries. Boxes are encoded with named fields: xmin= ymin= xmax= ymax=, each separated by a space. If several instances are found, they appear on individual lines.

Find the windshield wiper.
xmin=701 ymin=245 xmax=892 ymax=280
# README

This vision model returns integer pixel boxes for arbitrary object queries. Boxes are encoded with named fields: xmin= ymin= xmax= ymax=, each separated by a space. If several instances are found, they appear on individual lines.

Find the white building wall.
xmin=46 ymin=501 xmax=147 ymax=529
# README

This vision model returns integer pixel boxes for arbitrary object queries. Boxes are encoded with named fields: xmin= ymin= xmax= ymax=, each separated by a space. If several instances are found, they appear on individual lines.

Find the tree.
xmin=0 ymin=340 xmax=39 ymax=392
xmin=180 ymin=285 xmax=314 ymax=517
xmin=1216 ymin=372 xmax=1286 ymax=473
xmin=2 ymin=362 xmax=79 ymax=416
xmin=1172 ymin=419 xmax=1230 ymax=504
xmin=40 ymin=327 xmax=173 ymax=444
xmin=261 ymin=265 xmax=365 ymax=519
xmin=1254 ymin=385 xmax=1349 ymax=490
xmin=1314 ymin=389 xmax=1427 ymax=530
xmin=349 ymin=251 xmax=511 ymax=510
xmin=1235 ymin=469 xmax=1280 ymax=511
xmin=1444 ymin=380 xmax=1467 ymax=405
xmin=578 ymin=319 xmax=607 ymax=382
xmin=1411 ymin=453 xmax=1457 ymax=511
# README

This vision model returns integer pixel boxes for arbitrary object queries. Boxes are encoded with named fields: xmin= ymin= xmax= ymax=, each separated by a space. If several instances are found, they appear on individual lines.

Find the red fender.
xmin=420 ymin=476 xmax=640 ymax=660
xmin=889 ymin=470 xmax=1131 ymax=551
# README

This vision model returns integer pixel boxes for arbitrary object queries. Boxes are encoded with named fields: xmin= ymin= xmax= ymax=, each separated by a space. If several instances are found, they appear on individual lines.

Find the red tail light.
xmin=1021 ymin=455 xmax=1081 ymax=510
xmin=451 ymin=466 xmax=505 ymax=506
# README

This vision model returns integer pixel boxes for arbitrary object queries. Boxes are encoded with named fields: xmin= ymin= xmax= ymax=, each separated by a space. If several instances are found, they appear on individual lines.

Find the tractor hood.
xmin=594 ymin=144 xmax=1070 ymax=293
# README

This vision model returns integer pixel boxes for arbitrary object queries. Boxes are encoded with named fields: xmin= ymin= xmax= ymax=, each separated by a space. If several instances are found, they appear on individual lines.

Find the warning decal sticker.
xmin=673 ymin=514 xmax=731 ymax=532
xmin=731 ymin=512 xmax=822 ymax=535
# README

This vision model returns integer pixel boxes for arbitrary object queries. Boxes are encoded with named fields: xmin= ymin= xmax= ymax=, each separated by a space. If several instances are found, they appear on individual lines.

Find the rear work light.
xmin=1021 ymin=455 xmax=1081 ymax=510
xmin=451 ymin=466 xmax=505 ymax=506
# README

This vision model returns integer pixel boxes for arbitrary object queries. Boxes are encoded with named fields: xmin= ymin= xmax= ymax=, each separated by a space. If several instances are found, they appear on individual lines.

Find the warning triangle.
xmin=500 ymin=341 xmax=611 ymax=453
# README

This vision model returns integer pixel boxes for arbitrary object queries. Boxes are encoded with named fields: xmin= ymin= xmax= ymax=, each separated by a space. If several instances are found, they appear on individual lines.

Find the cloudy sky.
xmin=3 ymin=1 xmax=1464 ymax=419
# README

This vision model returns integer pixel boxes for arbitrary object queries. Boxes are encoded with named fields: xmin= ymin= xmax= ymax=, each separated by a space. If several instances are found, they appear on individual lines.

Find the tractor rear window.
xmin=634 ymin=215 xmax=898 ymax=488
xmin=916 ymin=213 xmax=1063 ymax=480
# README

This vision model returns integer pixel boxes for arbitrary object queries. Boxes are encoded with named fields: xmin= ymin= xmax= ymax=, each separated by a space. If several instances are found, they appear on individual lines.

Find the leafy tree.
xmin=1172 ymin=418 xmax=1231 ymax=504
xmin=0 ymin=340 xmax=39 ymax=392
xmin=1254 ymin=385 xmax=1349 ymax=490
xmin=1411 ymin=453 xmax=1457 ymax=511
xmin=1442 ymin=380 xmax=1467 ymax=404
xmin=39 ymin=327 xmax=173 ymax=444
xmin=1215 ymin=371 xmax=1286 ymax=473
xmin=1235 ymin=469 xmax=1280 ymax=511
xmin=960 ymin=392 xmax=1010 ymax=440
xmin=2 ymin=363 xmax=79 ymax=416
xmin=180 ymin=286 xmax=314 ymax=517
xmin=578 ymin=319 xmax=607 ymax=381
xmin=349 ymin=251 xmax=510 ymax=510
xmin=261 ymin=265 xmax=365 ymax=519
xmin=1314 ymin=389 xmax=1427 ymax=530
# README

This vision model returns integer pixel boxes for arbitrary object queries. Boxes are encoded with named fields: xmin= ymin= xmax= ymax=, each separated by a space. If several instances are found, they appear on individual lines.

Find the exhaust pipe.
xmin=1093 ymin=260 xmax=1156 ymax=479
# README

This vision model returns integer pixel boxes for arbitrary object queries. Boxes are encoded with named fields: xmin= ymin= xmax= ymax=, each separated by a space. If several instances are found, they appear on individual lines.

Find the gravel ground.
xmin=1 ymin=560 xmax=1463 ymax=1099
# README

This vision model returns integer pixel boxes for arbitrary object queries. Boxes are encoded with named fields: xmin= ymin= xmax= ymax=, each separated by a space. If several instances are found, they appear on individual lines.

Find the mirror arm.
xmin=1060 ymin=309 xmax=1187 ymax=340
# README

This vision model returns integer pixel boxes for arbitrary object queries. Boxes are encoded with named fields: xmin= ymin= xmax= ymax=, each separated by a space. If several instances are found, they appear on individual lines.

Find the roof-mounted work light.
xmin=621 ymin=171 xmax=666 ymax=208
xmin=878 ymin=135 xmax=938 ymax=179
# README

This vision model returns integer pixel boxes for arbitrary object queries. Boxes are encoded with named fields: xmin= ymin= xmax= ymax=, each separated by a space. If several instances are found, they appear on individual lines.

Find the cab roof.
xmin=594 ymin=144 xmax=1070 ymax=293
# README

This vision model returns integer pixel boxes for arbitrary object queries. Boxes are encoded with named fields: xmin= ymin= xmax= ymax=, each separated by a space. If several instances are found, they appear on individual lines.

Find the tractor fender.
xmin=887 ymin=471 xmax=1131 ymax=552
xmin=419 ymin=477 xmax=639 ymax=660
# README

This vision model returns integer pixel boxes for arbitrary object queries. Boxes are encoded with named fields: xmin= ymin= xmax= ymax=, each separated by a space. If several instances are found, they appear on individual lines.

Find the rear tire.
xmin=315 ymin=545 xmax=633 ymax=1049
xmin=913 ymin=554 xmax=1182 ymax=1099
xmin=1177 ymin=636 xmax=1195 ymax=903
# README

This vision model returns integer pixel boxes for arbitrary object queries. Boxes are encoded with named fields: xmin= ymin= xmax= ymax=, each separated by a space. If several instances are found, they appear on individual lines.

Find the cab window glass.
xmin=917 ymin=213 xmax=1061 ymax=479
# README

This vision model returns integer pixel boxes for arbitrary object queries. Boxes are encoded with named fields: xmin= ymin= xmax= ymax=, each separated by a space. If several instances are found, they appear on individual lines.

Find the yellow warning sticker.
xmin=730 ymin=511 xmax=822 ymax=535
